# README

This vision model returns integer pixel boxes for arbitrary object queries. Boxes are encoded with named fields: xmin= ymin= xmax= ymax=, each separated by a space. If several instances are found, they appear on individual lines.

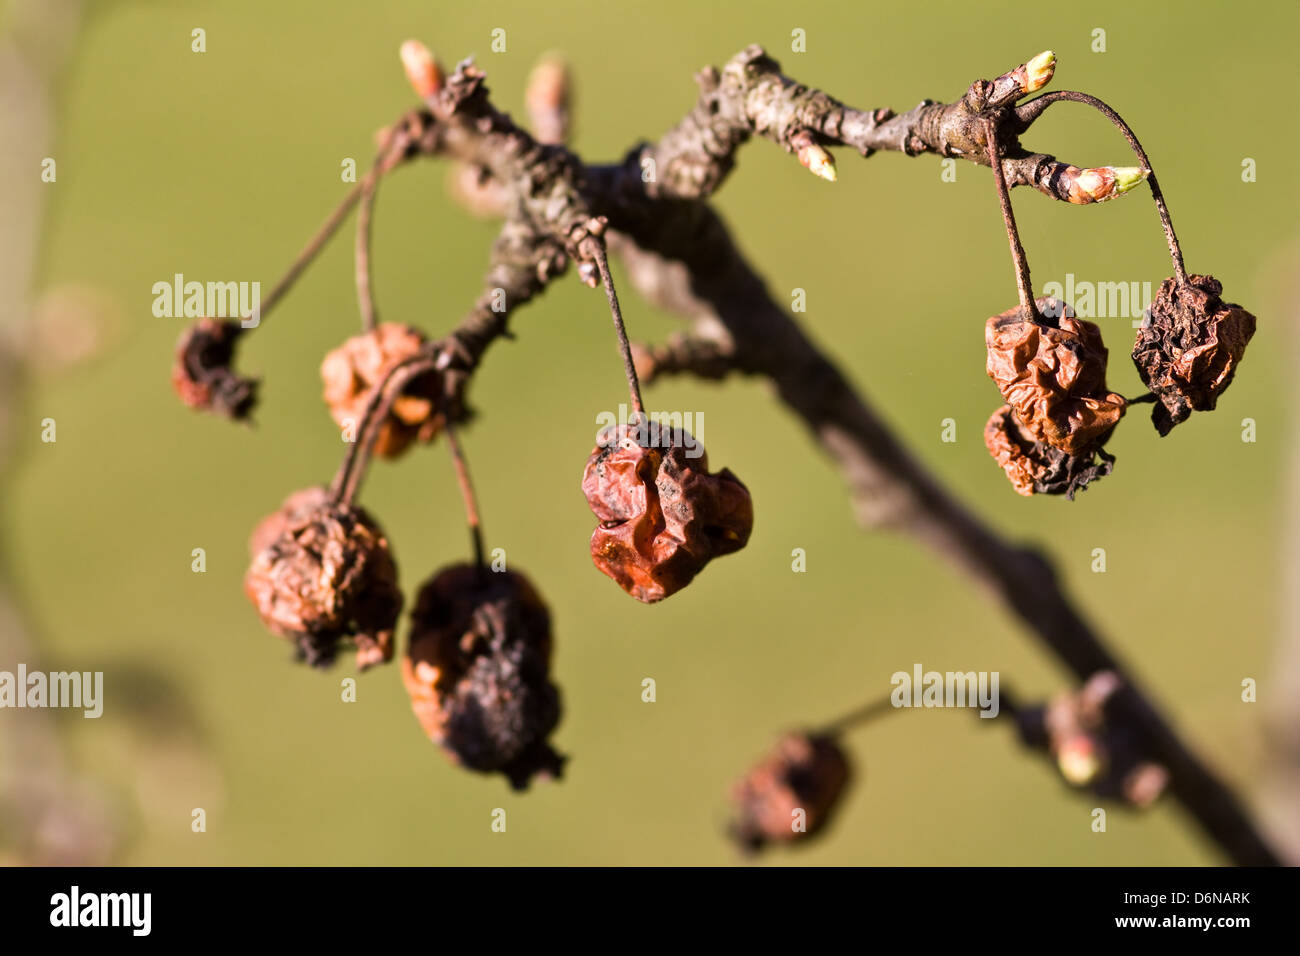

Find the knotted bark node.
xmin=581 ymin=421 xmax=753 ymax=603
xmin=171 ymin=318 xmax=258 ymax=421
xmin=244 ymin=487 xmax=402 ymax=670
xmin=728 ymin=732 xmax=851 ymax=853
xmin=401 ymin=564 xmax=564 ymax=791
xmin=321 ymin=323 xmax=462 ymax=458
xmin=985 ymin=298 xmax=1126 ymax=456
xmin=1131 ymin=274 xmax=1257 ymax=436
xmin=983 ymin=404 xmax=1116 ymax=499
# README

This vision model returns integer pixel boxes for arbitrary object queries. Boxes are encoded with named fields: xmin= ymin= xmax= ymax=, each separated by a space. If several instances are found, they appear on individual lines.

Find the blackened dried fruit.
xmin=582 ymin=421 xmax=753 ymax=603
xmin=402 ymin=564 xmax=564 ymax=791
xmin=244 ymin=490 xmax=402 ymax=670
xmin=985 ymin=298 xmax=1126 ymax=455
xmin=320 ymin=323 xmax=447 ymax=458
xmin=1012 ymin=672 xmax=1168 ymax=808
xmin=171 ymin=318 xmax=258 ymax=420
xmin=984 ymin=404 xmax=1114 ymax=499
xmin=728 ymin=732 xmax=850 ymax=853
xmin=1131 ymin=274 xmax=1256 ymax=436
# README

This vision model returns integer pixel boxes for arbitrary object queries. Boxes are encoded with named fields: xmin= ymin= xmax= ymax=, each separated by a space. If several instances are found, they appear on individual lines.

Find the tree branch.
xmin=236 ymin=45 xmax=1280 ymax=864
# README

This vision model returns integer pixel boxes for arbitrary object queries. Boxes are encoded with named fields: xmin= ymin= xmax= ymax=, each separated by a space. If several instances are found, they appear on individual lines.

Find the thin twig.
xmin=589 ymin=239 xmax=645 ymax=416
xmin=984 ymin=118 xmax=1040 ymax=324
xmin=817 ymin=695 xmax=898 ymax=737
xmin=442 ymin=413 xmax=485 ymax=570
xmin=354 ymin=131 xmax=413 ymax=333
xmin=330 ymin=353 xmax=437 ymax=507
xmin=1017 ymin=90 xmax=1188 ymax=284
xmin=255 ymin=181 xmax=366 ymax=325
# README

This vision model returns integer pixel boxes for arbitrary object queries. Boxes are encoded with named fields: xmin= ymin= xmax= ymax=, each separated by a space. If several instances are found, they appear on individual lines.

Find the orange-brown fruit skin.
xmin=581 ymin=422 xmax=753 ymax=603
xmin=320 ymin=323 xmax=444 ymax=458
xmin=985 ymin=298 xmax=1125 ymax=456
xmin=728 ymin=732 xmax=851 ymax=853
xmin=244 ymin=489 xmax=401 ymax=670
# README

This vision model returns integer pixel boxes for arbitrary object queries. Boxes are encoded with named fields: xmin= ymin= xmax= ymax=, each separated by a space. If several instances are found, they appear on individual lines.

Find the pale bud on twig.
xmin=1024 ymin=51 xmax=1056 ymax=93
xmin=790 ymin=130 xmax=837 ymax=183
xmin=1055 ymin=733 xmax=1105 ymax=785
xmin=400 ymin=39 xmax=444 ymax=100
xmin=984 ymin=50 xmax=1057 ymax=108
xmin=1064 ymin=164 xmax=1149 ymax=204
xmin=526 ymin=54 xmax=571 ymax=145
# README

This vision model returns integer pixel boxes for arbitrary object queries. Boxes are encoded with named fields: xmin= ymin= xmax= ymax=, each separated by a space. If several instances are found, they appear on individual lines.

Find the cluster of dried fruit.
xmin=168 ymin=56 xmax=756 ymax=794
xmin=981 ymin=279 xmax=1255 ymax=498
xmin=169 ymin=270 xmax=572 ymax=789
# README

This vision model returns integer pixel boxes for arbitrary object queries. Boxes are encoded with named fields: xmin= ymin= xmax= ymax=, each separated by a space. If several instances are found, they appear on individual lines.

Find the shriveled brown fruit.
xmin=320 ymin=323 xmax=446 ymax=458
xmin=244 ymin=490 xmax=402 ymax=670
xmin=171 ymin=318 xmax=258 ymax=421
xmin=985 ymin=298 xmax=1126 ymax=455
xmin=1131 ymin=274 xmax=1256 ymax=436
xmin=582 ymin=421 xmax=753 ymax=604
xmin=983 ymin=404 xmax=1115 ymax=499
xmin=247 ymin=486 xmax=330 ymax=557
xmin=401 ymin=564 xmax=564 ymax=791
xmin=728 ymin=732 xmax=850 ymax=853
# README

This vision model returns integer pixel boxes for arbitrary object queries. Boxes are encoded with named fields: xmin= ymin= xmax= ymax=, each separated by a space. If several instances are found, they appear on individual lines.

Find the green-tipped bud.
xmin=986 ymin=50 xmax=1059 ymax=108
xmin=1025 ymin=50 xmax=1056 ymax=92
xmin=1108 ymin=165 xmax=1149 ymax=197
xmin=1063 ymin=164 xmax=1150 ymax=204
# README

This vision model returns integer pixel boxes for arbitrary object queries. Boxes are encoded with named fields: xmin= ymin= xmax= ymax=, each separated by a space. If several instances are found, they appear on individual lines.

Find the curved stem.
xmin=442 ymin=413 xmax=486 ymax=570
xmin=354 ymin=131 xmax=413 ymax=334
xmin=329 ymin=353 xmax=437 ymax=507
xmin=817 ymin=694 xmax=898 ymax=737
xmin=984 ymin=118 xmax=1040 ymax=324
xmin=254 ymin=182 xmax=366 ymax=326
xmin=355 ymin=180 xmax=380 ymax=334
xmin=1016 ymin=90 xmax=1188 ymax=284
xmin=589 ymin=239 xmax=646 ymax=416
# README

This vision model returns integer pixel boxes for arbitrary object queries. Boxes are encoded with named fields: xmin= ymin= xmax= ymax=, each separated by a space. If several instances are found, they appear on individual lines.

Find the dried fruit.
xmin=320 ymin=323 xmax=448 ymax=458
xmin=171 ymin=318 xmax=258 ymax=420
xmin=247 ymin=486 xmax=331 ymax=557
xmin=582 ymin=421 xmax=753 ymax=603
xmin=1131 ymin=274 xmax=1256 ymax=436
xmin=986 ymin=298 xmax=1126 ymax=456
xmin=728 ymin=732 xmax=850 ymax=853
xmin=402 ymin=564 xmax=564 ymax=790
xmin=984 ymin=404 xmax=1115 ymax=498
xmin=244 ymin=490 xmax=402 ymax=670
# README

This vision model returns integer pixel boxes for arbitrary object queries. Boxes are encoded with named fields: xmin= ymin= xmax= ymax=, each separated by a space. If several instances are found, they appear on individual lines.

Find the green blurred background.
xmin=2 ymin=0 xmax=1297 ymax=865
